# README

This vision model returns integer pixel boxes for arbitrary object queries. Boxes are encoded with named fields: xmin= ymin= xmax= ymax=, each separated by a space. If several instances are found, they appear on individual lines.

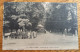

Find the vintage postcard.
xmin=3 ymin=2 xmax=78 ymax=50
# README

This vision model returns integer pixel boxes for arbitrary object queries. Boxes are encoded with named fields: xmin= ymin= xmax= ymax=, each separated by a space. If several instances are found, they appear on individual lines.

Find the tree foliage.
xmin=4 ymin=2 xmax=45 ymax=32
xmin=45 ymin=3 xmax=77 ymax=33
xmin=4 ymin=2 xmax=77 ymax=34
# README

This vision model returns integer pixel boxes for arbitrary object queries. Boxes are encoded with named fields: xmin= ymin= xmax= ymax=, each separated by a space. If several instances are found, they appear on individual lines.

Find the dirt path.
xmin=3 ymin=32 xmax=78 ymax=50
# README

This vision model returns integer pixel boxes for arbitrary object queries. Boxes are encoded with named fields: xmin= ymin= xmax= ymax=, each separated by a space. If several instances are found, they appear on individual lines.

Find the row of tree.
xmin=4 ymin=2 xmax=78 ymax=34
xmin=45 ymin=3 xmax=78 ymax=34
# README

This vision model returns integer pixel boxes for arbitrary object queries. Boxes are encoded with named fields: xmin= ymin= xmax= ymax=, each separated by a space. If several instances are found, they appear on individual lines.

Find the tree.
xmin=45 ymin=3 xmax=77 ymax=34
xmin=4 ymin=2 xmax=19 ymax=32
xmin=4 ymin=2 xmax=45 ymax=32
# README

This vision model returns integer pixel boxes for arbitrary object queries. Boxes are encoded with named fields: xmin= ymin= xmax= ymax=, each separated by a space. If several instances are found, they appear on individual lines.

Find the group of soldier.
xmin=4 ymin=29 xmax=37 ymax=39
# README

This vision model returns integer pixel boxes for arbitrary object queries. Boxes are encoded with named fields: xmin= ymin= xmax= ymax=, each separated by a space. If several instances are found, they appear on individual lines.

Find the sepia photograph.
xmin=3 ymin=2 xmax=78 ymax=50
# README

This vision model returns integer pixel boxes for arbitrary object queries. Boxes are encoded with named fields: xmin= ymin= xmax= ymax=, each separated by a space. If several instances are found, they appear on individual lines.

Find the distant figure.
xmin=64 ymin=28 xmax=67 ymax=35
xmin=13 ymin=29 xmax=20 ymax=39
xmin=17 ymin=29 xmax=21 ymax=34
xmin=25 ymin=31 xmax=28 ymax=39
xmin=27 ymin=31 xmax=31 ymax=39
xmin=22 ymin=31 xmax=26 ymax=39
xmin=75 ymin=30 xmax=77 ymax=36
xmin=71 ymin=28 xmax=75 ymax=36
xmin=19 ymin=31 xmax=23 ymax=39
xmin=63 ymin=28 xmax=67 ymax=37
xmin=33 ymin=31 xmax=37 ymax=38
